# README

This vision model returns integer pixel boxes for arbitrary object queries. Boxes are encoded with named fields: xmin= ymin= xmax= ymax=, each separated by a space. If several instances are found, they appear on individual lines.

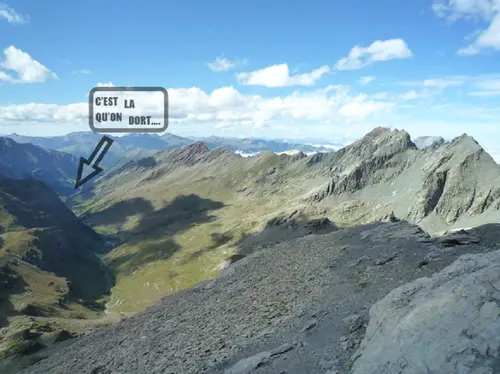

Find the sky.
xmin=1 ymin=0 xmax=500 ymax=158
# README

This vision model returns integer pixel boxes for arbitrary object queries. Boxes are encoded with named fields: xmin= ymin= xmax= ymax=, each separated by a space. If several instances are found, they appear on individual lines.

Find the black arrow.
xmin=75 ymin=135 xmax=114 ymax=189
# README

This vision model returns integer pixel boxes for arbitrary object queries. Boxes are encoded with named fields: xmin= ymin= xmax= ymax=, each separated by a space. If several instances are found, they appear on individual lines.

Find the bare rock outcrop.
xmin=352 ymin=249 xmax=500 ymax=374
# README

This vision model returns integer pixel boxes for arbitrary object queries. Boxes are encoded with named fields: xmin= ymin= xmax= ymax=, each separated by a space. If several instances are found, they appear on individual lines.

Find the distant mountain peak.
xmin=453 ymin=133 xmax=479 ymax=145
xmin=352 ymin=127 xmax=416 ymax=155
xmin=413 ymin=136 xmax=445 ymax=150
xmin=364 ymin=126 xmax=393 ymax=138
xmin=448 ymin=133 xmax=483 ymax=154
xmin=186 ymin=141 xmax=209 ymax=154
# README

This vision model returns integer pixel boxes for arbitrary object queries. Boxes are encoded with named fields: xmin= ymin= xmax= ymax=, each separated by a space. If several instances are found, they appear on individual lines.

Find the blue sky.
xmin=1 ymin=0 xmax=500 ymax=157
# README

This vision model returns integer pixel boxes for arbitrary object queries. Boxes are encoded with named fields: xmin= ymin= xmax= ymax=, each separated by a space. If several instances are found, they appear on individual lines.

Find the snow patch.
xmin=235 ymin=150 xmax=259 ymax=157
xmin=235 ymin=149 xmax=318 ymax=157
xmin=450 ymin=227 xmax=472 ymax=232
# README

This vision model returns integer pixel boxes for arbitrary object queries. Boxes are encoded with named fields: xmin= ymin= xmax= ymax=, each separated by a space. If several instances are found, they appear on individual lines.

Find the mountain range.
xmin=0 ymin=137 xmax=77 ymax=196
xmin=6 ymin=132 xmax=342 ymax=170
xmin=1 ymin=127 xmax=500 ymax=373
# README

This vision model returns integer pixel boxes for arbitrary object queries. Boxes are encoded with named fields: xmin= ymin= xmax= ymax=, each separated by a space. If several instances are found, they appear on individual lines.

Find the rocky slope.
xmin=19 ymin=220 xmax=500 ymax=374
xmin=0 ymin=137 xmax=77 ymax=195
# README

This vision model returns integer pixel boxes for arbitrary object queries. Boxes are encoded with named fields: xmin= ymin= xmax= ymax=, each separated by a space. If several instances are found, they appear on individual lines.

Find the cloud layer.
xmin=0 ymin=84 xmax=393 ymax=130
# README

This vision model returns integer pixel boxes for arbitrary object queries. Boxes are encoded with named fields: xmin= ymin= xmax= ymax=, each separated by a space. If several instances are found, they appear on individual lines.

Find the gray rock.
xmin=375 ymin=253 xmax=398 ymax=266
xmin=352 ymin=250 xmax=500 ymax=374
xmin=348 ymin=255 xmax=370 ymax=267
xmin=343 ymin=314 xmax=365 ymax=334
xmin=301 ymin=320 xmax=317 ymax=333
xmin=438 ymin=230 xmax=481 ymax=247
xmin=225 ymin=351 xmax=271 ymax=374
xmin=270 ymin=343 xmax=294 ymax=356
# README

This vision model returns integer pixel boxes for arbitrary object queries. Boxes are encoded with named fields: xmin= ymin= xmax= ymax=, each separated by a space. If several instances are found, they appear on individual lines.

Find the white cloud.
xmin=207 ymin=56 xmax=245 ymax=72
xmin=370 ymin=92 xmax=389 ymax=100
xmin=0 ymin=70 xmax=13 ymax=82
xmin=0 ymin=103 xmax=87 ymax=123
xmin=400 ymin=90 xmax=428 ymax=100
xmin=423 ymin=78 xmax=463 ymax=87
xmin=457 ymin=45 xmax=481 ymax=55
xmin=432 ymin=0 xmax=500 ymax=21
xmin=0 ymin=4 xmax=28 ymax=24
xmin=433 ymin=1 xmax=500 ymax=54
xmin=338 ymin=98 xmax=393 ymax=120
xmin=359 ymin=76 xmax=375 ymax=85
xmin=475 ymin=13 xmax=500 ymax=49
xmin=96 ymin=82 xmax=115 ymax=87
xmin=72 ymin=69 xmax=91 ymax=75
xmin=468 ymin=78 xmax=500 ymax=95
xmin=400 ymin=78 xmax=464 ymax=88
xmin=457 ymin=14 xmax=500 ymax=54
xmin=469 ymin=90 xmax=500 ymax=96
xmin=236 ymin=64 xmax=330 ymax=87
xmin=0 ymin=46 xmax=57 ymax=83
xmin=208 ymin=86 xmax=246 ymax=107
xmin=335 ymin=39 xmax=413 ymax=70
xmin=475 ymin=79 xmax=500 ymax=90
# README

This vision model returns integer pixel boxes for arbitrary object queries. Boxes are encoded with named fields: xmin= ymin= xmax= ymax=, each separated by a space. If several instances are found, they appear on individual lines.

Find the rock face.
xmin=19 ymin=221 xmax=500 ymax=374
xmin=303 ymin=129 xmax=500 ymax=233
xmin=352 ymin=249 xmax=500 ymax=374
xmin=306 ymin=128 xmax=417 ymax=203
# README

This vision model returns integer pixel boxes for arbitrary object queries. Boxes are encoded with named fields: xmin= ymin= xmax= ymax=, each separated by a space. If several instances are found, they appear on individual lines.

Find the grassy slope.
xmin=0 ymin=177 xmax=115 ymax=360
xmin=75 ymin=149 xmax=325 ymax=315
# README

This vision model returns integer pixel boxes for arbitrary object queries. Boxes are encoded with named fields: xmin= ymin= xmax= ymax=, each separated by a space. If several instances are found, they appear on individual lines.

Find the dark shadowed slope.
xmin=0 ymin=137 xmax=77 ymax=196
xmin=0 ymin=176 xmax=112 ymax=363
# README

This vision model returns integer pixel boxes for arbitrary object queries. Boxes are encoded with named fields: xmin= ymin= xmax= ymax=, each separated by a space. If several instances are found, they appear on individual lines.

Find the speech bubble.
xmin=89 ymin=87 xmax=168 ymax=133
